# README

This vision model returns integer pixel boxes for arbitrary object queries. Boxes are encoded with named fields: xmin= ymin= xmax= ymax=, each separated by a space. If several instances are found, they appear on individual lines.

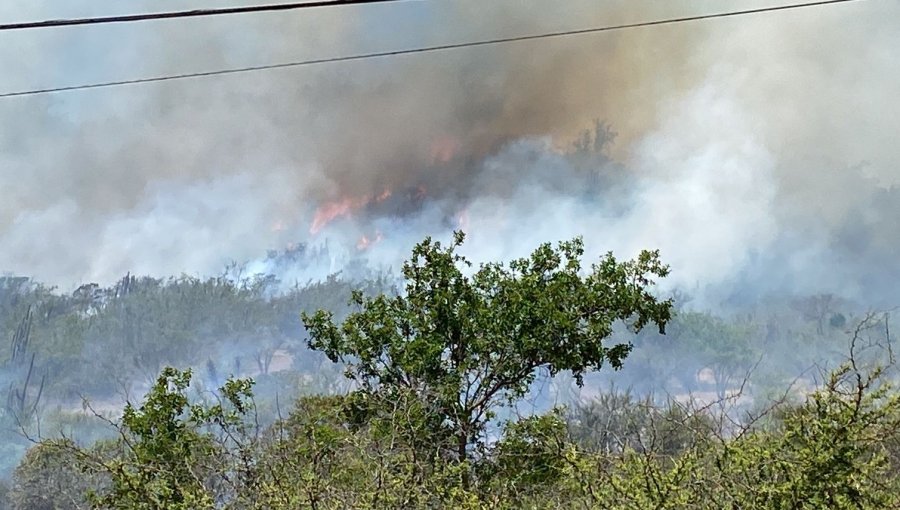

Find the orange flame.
xmin=357 ymin=231 xmax=384 ymax=250
xmin=309 ymin=188 xmax=393 ymax=235
xmin=310 ymin=197 xmax=361 ymax=234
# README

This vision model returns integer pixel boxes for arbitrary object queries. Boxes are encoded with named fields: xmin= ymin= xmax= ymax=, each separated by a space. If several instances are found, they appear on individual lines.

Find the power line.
xmin=0 ymin=0 xmax=868 ymax=100
xmin=0 ymin=0 xmax=410 ymax=32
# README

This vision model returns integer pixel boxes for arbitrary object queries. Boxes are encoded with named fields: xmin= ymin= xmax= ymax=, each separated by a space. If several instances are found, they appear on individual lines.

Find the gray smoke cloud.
xmin=1 ymin=0 xmax=898 ymax=306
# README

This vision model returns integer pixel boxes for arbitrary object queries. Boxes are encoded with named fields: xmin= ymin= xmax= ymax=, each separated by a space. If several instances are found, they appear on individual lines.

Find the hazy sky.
xmin=1 ymin=0 xmax=898 ymax=306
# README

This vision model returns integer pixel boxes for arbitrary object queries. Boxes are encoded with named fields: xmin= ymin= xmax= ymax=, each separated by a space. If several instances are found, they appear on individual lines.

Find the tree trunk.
xmin=457 ymin=428 xmax=470 ymax=489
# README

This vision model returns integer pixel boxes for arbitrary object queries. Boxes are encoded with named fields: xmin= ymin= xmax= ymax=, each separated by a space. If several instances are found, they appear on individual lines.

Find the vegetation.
xmin=302 ymin=232 xmax=671 ymax=473
xmin=2 ymin=233 xmax=899 ymax=508
xmin=0 ymin=269 xmax=389 ymax=477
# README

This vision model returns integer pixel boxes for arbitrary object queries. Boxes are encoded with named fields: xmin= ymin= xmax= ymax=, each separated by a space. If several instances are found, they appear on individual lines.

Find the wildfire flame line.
xmin=309 ymin=188 xmax=394 ymax=235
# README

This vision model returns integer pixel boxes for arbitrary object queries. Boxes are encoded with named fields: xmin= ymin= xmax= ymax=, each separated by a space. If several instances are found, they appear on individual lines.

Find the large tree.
xmin=302 ymin=232 xmax=672 ymax=470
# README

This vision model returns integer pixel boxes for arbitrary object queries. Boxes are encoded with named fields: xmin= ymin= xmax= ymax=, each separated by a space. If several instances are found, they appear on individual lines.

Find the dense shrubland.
xmin=0 ymin=233 xmax=897 ymax=509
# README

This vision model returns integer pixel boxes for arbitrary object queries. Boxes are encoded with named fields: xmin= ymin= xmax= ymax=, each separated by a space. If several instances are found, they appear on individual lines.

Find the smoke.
xmin=0 ymin=0 xmax=898 ymax=306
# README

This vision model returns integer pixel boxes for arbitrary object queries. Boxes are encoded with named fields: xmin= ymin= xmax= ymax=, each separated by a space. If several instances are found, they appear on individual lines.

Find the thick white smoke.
xmin=0 ymin=0 xmax=898 ymax=306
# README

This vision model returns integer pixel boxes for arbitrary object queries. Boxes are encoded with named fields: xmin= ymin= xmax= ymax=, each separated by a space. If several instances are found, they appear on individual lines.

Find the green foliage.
xmin=253 ymin=395 xmax=371 ymax=508
xmin=482 ymin=411 xmax=571 ymax=493
xmin=10 ymin=439 xmax=108 ymax=510
xmin=253 ymin=392 xmax=481 ymax=509
xmin=555 ymin=359 xmax=900 ymax=510
xmin=0 ymin=268 xmax=396 ymax=482
xmin=9 ymin=234 xmax=900 ymax=509
xmin=303 ymin=232 xmax=672 ymax=470
xmin=703 ymin=363 xmax=900 ymax=509
xmin=13 ymin=328 xmax=900 ymax=509
xmin=0 ymin=243 xmax=869 ymax=484
xmin=81 ymin=368 xmax=255 ymax=510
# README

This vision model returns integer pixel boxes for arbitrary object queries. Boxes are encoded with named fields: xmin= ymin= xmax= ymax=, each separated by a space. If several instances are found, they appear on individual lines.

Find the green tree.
xmin=84 ymin=368 xmax=255 ymax=510
xmin=302 ymin=232 xmax=672 ymax=477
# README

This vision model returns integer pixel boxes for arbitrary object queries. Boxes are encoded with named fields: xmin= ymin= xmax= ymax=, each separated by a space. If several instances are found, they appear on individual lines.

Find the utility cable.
xmin=0 ymin=0 xmax=410 ymax=32
xmin=0 ymin=0 xmax=869 ymax=99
